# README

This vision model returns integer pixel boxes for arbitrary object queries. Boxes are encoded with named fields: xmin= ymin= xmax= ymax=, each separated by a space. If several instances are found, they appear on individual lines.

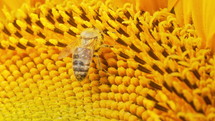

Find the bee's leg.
xmin=94 ymin=37 xmax=116 ymax=73
xmin=93 ymin=53 xmax=101 ymax=70
xmin=93 ymin=51 xmax=103 ymax=71
xmin=99 ymin=44 xmax=114 ymax=48
xmin=94 ymin=44 xmax=116 ymax=74
xmin=93 ymin=53 xmax=111 ymax=80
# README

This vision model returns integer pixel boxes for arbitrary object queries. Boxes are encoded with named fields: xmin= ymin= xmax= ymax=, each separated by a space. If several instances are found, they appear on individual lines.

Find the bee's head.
xmin=80 ymin=28 xmax=103 ymax=46
xmin=80 ymin=28 xmax=101 ymax=40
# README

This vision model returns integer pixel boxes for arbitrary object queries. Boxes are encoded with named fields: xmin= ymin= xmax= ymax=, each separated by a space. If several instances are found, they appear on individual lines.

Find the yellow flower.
xmin=0 ymin=0 xmax=214 ymax=121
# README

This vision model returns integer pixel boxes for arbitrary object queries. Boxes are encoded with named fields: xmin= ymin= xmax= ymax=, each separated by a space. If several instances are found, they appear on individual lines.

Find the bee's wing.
xmin=58 ymin=40 xmax=80 ymax=59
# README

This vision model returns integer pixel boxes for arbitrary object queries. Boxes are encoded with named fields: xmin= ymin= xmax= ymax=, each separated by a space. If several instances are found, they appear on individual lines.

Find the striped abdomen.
xmin=72 ymin=47 xmax=93 ymax=81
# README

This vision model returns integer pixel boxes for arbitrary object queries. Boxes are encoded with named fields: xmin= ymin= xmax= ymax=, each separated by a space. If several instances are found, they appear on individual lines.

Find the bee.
xmin=58 ymin=28 xmax=103 ymax=81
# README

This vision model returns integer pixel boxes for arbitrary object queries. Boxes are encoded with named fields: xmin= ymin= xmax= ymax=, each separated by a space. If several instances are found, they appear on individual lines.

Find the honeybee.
xmin=58 ymin=28 xmax=103 ymax=81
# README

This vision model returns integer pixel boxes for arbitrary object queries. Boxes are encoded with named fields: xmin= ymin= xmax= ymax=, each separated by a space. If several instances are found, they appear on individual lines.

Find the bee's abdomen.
xmin=72 ymin=47 xmax=93 ymax=81
xmin=73 ymin=60 xmax=89 ymax=81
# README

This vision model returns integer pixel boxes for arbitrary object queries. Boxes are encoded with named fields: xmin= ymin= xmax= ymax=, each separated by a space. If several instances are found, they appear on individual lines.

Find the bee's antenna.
xmin=103 ymin=29 xmax=108 ymax=34
xmin=102 ymin=29 xmax=116 ymax=35
xmin=92 ymin=26 xmax=96 ymax=29
xmin=101 ymin=33 xmax=104 ymax=39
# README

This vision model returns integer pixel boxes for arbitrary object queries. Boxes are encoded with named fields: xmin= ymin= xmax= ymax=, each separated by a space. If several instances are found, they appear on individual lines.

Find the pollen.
xmin=0 ymin=0 xmax=214 ymax=120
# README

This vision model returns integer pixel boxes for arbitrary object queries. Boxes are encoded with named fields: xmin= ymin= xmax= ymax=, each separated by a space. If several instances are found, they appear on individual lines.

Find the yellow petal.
xmin=203 ymin=0 xmax=215 ymax=53
xmin=182 ymin=0 xmax=192 ymax=24
xmin=192 ymin=0 xmax=215 ymax=53
xmin=30 ymin=0 xmax=45 ymax=6
xmin=191 ymin=0 xmax=206 ymax=48
xmin=0 ymin=0 xmax=45 ymax=22
xmin=101 ymin=0 xmax=168 ymax=13
xmin=138 ymin=0 xmax=168 ymax=13
xmin=172 ymin=0 xmax=215 ymax=53
xmin=173 ymin=0 xmax=184 ymax=25
xmin=172 ymin=0 xmax=192 ymax=25
xmin=0 ymin=0 xmax=27 ymax=10
xmin=167 ymin=0 xmax=178 ymax=11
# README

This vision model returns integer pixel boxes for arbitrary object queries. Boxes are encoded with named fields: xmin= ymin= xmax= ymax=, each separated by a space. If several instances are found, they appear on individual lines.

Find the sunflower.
xmin=0 ymin=0 xmax=214 ymax=121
